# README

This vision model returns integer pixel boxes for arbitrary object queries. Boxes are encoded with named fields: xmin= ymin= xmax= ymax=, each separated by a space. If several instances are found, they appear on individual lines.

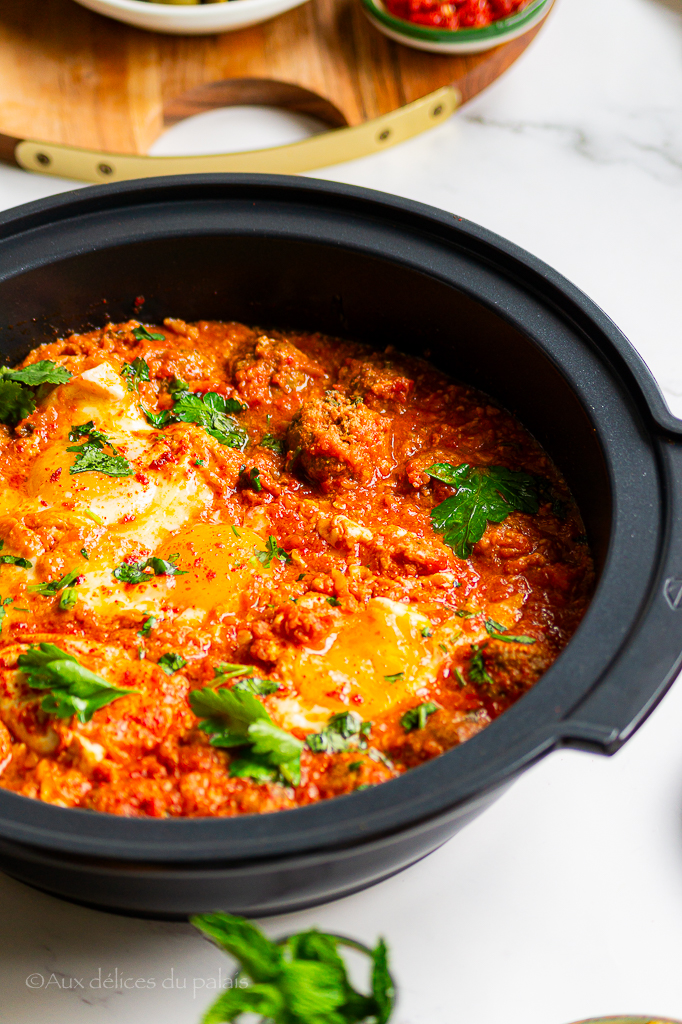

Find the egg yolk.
xmin=280 ymin=598 xmax=445 ymax=718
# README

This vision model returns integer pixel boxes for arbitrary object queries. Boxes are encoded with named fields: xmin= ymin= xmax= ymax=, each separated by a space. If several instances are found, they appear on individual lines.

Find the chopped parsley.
xmin=255 ymin=535 xmax=291 ymax=568
xmin=401 ymin=701 xmax=439 ymax=732
xmin=194 ymin=458 xmax=206 ymax=467
xmin=420 ymin=625 xmax=432 ymax=638
xmin=143 ymin=378 xmax=247 ymax=450
xmin=190 ymin=686 xmax=302 ymax=785
xmin=190 ymin=913 xmax=394 ymax=1024
xmin=260 ymin=434 xmax=286 ymax=456
xmin=18 ymin=642 xmax=137 ymax=722
xmin=455 ymin=608 xmax=478 ymax=619
xmin=120 ymin=357 xmax=150 ymax=391
xmin=29 ymin=569 xmax=80 ymax=597
xmin=213 ymin=663 xmax=279 ymax=695
xmin=306 ymin=712 xmax=371 ymax=754
xmin=113 ymin=553 xmax=186 ymax=585
xmin=468 ymin=643 xmax=495 ymax=687
xmin=384 ymin=672 xmax=404 ymax=684
xmin=240 ymin=466 xmax=262 ymax=492
xmin=427 ymin=462 xmax=541 ymax=559
xmin=484 ymin=618 xmax=536 ymax=644
xmin=327 ymin=596 xmax=341 ymax=607
xmin=0 ymin=596 xmax=12 ymax=631
xmin=132 ymin=325 xmax=164 ymax=342
xmin=0 ymin=360 xmax=72 ymax=426
xmin=67 ymin=421 xmax=133 ymax=477
xmin=80 ymin=548 xmax=89 ymax=560
xmin=454 ymin=667 xmax=467 ymax=687
xmin=0 ymin=539 xmax=32 ymax=569
xmin=158 ymin=652 xmax=187 ymax=675
xmin=137 ymin=615 xmax=157 ymax=638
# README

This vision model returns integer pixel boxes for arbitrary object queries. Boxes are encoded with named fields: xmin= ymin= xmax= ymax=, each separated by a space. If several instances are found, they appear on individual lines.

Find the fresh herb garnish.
xmin=120 ymin=357 xmax=150 ymax=391
xmin=80 ymin=548 xmax=89 ymax=560
xmin=468 ymin=643 xmax=495 ymax=687
xmin=455 ymin=608 xmax=478 ymax=619
xmin=137 ymin=615 xmax=157 ymax=638
xmin=401 ymin=701 xmax=439 ymax=732
xmin=18 ymin=643 xmax=137 ymax=722
xmin=484 ymin=618 xmax=536 ymax=644
xmin=113 ymin=553 xmax=186 ymax=585
xmin=190 ymin=913 xmax=395 ymax=1024
xmin=59 ymin=588 xmax=78 ymax=611
xmin=241 ymin=466 xmax=262 ymax=492
xmin=190 ymin=687 xmax=303 ymax=786
xmin=143 ymin=379 xmax=247 ymax=450
xmin=384 ymin=672 xmax=403 ymax=684
xmin=28 ymin=569 xmax=80 ymax=597
xmin=260 ymin=434 xmax=286 ymax=456
xmin=0 ymin=596 xmax=12 ymax=631
xmin=67 ymin=420 xmax=133 ymax=477
xmin=0 ymin=360 xmax=72 ymax=426
xmin=427 ymin=462 xmax=540 ymax=559
xmin=158 ymin=652 xmax=187 ymax=675
xmin=306 ymin=712 xmax=371 ymax=754
xmin=454 ymin=667 xmax=467 ymax=687
xmin=212 ymin=664 xmax=279 ymax=695
xmin=255 ymin=535 xmax=291 ymax=568
xmin=420 ymin=625 xmax=432 ymax=638
xmin=327 ymin=596 xmax=341 ymax=607
xmin=0 ymin=540 xmax=31 ymax=569
xmin=133 ymin=325 xmax=165 ymax=342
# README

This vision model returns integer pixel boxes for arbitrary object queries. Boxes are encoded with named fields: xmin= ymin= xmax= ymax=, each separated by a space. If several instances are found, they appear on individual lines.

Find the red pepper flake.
xmin=207 ymin=570 xmax=217 ymax=580
xmin=135 ymin=472 xmax=149 ymax=485
xmin=149 ymin=452 xmax=173 ymax=470
xmin=49 ymin=467 xmax=62 ymax=483
xmin=120 ymin=514 xmax=136 ymax=524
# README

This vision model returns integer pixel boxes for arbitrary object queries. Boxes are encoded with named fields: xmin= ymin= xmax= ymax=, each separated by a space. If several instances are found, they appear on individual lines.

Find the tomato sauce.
xmin=0 ymin=320 xmax=593 ymax=817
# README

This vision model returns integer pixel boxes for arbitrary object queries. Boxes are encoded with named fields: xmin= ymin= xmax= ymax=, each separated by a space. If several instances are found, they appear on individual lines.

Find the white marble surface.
xmin=2 ymin=0 xmax=682 ymax=1020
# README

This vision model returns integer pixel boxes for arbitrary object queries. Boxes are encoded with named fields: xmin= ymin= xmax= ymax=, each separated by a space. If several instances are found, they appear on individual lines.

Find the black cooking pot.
xmin=0 ymin=175 xmax=680 ymax=920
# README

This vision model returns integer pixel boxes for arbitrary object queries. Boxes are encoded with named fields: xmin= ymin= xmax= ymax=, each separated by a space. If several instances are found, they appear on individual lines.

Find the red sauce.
xmin=385 ymin=0 xmax=530 ymax=30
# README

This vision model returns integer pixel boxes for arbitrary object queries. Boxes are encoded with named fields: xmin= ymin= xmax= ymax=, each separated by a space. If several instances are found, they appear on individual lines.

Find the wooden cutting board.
xmin=0 ymin=0 xmax=551 ymax=182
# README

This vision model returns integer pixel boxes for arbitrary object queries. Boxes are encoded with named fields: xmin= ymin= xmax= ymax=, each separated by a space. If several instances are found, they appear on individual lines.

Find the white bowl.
xmin=72 ymin=0 xmax=312 ymax=35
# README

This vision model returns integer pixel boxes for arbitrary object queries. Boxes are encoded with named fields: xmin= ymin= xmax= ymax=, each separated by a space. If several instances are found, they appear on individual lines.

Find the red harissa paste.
xmin=384 ymin=0 xmax=530 ymax=30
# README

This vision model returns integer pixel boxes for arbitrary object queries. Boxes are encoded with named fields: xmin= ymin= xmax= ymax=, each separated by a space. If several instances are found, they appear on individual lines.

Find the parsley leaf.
xmin=383 ymin=672 xmax=403 ymax=684
xmin=18 ymin=642 xmax=137 ymax=723
xmin=2 ymin=360 xmax=72 ymax=387
xmin=158 ymin=652 xmax=187 ymax=675
xmin=0 ymin=360 xmax=72 ymax=426
xmin=144 ymin=379 xmax=247 ymax=449
xmin=306 ymin=712 xmax=371 ymax=754
xmin=400 ymin=701 xmax=438 ymax=732
xmin=484 ymin=618 xmax=536 ymax=644
xmin=0 ymin=595 xmax=12 ymax=631
xmin=0 ymin=381 xmax=38 ymax=425
xmin=28 ymin=569 xmax=80 ymax=596
xmin=211 ymin=664 xmax=279 ymax=695
xmin=260 ymin=434 xmax=286 ymax=456
xmin=241 ymin=466 xmax=262 ymax=492
xmin=255 ymin=535 xmax=291 ymax=568
xmin=113 ymin=553 xmax=186 ymax=585
xmin=0 ymin=552 xmax=32 ymax=569
xmin=190 ymin=687 xmax=302 ymax=786
xmin=120 ymin=357 xmax=150 ymax=392
xmin=137 ymin=615 xmax=157 ymax=638
xmin=133 ymin=325 xmax=165 ymax=342
xmin=190 ymin=913 xmax=395 ymax=1024
xmin=468 ymin=643 xmax=495 ymax=687
xmin=427 ymin=462 xmax=540 ymax=559
xmin=67 ymin=421 xmax=133 ymax=477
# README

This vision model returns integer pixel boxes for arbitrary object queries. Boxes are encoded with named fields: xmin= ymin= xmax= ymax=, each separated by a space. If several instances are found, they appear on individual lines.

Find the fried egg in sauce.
xmin=0 ymin=320 xmax=593 ymax=816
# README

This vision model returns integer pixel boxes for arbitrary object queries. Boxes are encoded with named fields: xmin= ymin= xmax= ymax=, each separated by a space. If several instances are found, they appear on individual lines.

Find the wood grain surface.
xmin=0 ymin=0 xmax=548 ymax=155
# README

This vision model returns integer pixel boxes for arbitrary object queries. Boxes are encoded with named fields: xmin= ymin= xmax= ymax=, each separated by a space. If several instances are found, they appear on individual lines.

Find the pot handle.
xmin=555 ymin=439 xmax=682 ymax=754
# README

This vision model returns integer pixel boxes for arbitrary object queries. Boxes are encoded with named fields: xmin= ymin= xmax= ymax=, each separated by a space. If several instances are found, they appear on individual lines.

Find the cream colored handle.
xmin=14 ymin=87 xmax=458 ymax=184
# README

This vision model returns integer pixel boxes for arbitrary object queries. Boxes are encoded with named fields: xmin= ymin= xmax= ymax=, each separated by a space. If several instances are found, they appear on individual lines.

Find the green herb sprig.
xmin=306 ymin=712 xmax=371 ymax=755
xmin=484 ymin=618 xmax=536 ymax=644
xmin=18 ymin=642 xmax=137 ymax=723
xmin=0 ymin=540 xmax=31 ymax=569
xmin=427 ymin=462 xmax=540 ymax=560
xmin=133 ymin=325 xmax=165 ymax=342
xmin=255 ymin=536 xmax=291 ymax=569
xmin=28 ymin=569 xmax=80 ymax=597
xmin=67 ymin=421 xmax=133 ymax=477
xmin=121 ymin=357 xmax=150 ymax=392
xmin=260 ymin=434 xmax=286 ymax=456
xmin=191 ymin=913 xmax=394 ymax=1024
xmin=190 ymin=687 xmax=303 ymax=786
xmin=113 ymin=553 xmax=187 ymax=585
xmin=0 ymin=360 xmax=72 ymax=426
xmin=400 ymin=702 xmax=439 ymax=732
xmin=143 ymin=378 xmax=247 ymax=450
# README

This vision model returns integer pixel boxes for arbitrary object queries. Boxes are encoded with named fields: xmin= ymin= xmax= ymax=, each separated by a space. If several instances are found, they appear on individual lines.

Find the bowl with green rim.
xmin=569 ymin=1018 xmax=682 ymax=1023
xmin=360 ymin=0 xmax=552 ymax=53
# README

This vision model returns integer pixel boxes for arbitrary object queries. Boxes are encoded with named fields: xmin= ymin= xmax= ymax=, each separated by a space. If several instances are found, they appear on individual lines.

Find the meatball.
xmin=287 ymin=390 xmax=392 ymax=486
xmin=388 ymin=708 xmax=490 ymax=768
xmin=338 ymin=357 xmax=414 ymax=410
